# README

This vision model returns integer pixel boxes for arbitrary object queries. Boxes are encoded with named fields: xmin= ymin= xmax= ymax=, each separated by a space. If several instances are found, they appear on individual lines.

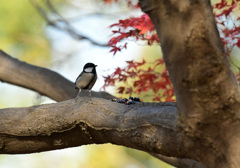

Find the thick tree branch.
xmin=139 ymin=0 xmax=240 ymax=167
xmin=0 ymin=97 xmax=186 ymax=157
xmin=0 ymin=50 xmax=113 ymax=101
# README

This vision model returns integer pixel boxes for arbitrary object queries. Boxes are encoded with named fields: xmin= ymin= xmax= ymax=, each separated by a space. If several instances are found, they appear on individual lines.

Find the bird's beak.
xmin=95 ymin=65 xmax=98 ymax=67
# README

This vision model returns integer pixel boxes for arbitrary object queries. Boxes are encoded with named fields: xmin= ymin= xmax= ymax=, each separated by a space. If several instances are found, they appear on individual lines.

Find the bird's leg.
xmin=89 ymin=90 xmax=91 ymax=96
xmin=76 ymin=89 xmax=81 ymax=98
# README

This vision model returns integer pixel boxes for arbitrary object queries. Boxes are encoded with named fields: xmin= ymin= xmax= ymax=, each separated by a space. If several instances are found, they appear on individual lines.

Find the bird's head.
xmin=83 ymin=63 xmax=97 ymax=73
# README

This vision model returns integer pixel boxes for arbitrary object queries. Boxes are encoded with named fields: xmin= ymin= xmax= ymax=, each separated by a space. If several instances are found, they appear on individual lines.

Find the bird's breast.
xmin=76 ymin=73 xmax=95 ymax=89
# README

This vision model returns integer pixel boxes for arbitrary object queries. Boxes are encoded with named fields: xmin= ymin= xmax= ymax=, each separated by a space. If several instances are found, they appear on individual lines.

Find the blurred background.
xmin=1 ymin=0 xmax=239 ymax=167
xmin=0 ymin=0 xmax=173 ymax=168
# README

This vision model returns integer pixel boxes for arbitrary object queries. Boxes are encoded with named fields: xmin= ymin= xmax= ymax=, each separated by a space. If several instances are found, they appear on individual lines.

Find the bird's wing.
xmin=75 ymin=72 xmax=80 ymax=84
xmin=75 ymin=72 xmax=82 ymax=89
xmin=85 ymin=74 xmax=97 ymax=90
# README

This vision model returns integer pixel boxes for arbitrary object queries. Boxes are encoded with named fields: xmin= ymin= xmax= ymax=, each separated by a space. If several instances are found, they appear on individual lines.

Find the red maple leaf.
xmin=113 ymin=67 xmax=122 ymax=76
xmin=126 ymin=60 xmax=138 ymax=70
xmin=108 ymin=14 xmax=158 ymax=55
xmin=118 ymin=86 xmax=125 ymax=94
xmin=110 ymin=46 xmax=121 ymax=55
xmin=126 ymin=87 xmax=133 ymax=94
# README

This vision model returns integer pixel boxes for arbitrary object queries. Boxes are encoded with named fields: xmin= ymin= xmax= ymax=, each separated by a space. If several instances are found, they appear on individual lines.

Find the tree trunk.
xmin=139 ymin=0 xmax=240 ymax=167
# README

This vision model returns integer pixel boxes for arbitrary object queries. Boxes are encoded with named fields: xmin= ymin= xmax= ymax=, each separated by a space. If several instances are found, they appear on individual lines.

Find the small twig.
xmin=30 ymin=0 xmax=108 ymax=47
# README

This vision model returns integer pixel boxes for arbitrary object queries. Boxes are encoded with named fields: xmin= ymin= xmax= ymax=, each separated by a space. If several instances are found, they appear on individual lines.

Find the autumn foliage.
xmin=103 ymin=0 xmax=240 ymax=102
xmin=108 ymin=14 xmax=159 ymax=55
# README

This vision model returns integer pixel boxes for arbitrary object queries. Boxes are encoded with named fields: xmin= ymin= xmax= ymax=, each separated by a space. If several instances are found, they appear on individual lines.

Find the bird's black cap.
xmin=83 ymin=63 xmax=97 ymax=69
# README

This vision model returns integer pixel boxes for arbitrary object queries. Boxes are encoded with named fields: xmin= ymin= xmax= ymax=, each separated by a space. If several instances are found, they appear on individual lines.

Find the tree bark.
xmin=0 ymin=98 xmax=181 ymax=155
xmin=152 ymin=153 xmax=206 ymax=168
xmin=139 ymin=0 xmax=240 ymax=167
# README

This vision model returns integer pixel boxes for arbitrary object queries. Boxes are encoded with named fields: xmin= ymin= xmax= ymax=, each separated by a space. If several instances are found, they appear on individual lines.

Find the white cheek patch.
xmin=85 ymin=67 xmax=93 ymax=72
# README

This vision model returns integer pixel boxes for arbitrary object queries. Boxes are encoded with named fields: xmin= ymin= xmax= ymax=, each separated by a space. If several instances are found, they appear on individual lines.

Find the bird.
xmin=75 ymin=63 xmax=97 ymax=98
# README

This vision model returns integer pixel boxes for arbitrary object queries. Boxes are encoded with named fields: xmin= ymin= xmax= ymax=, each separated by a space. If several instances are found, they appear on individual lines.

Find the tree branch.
xmin=30 ymin=0 xmax=108 ymax=47
xmin=152 ymin=153 xmax=206 ymax=168
xmin=0 ymin=97 xmax=185 ymax=157
xmin=0 ymin=50 xmax=113 ymax=101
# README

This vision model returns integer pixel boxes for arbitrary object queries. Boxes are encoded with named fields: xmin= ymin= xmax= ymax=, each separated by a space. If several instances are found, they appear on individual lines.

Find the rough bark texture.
xmin=139 ymin=0 xmax=240 ymax=167
xmin=0 ymin=98 xmax=180 ymax=155
xmin=152 ymin=153 xmax=206 ymax=168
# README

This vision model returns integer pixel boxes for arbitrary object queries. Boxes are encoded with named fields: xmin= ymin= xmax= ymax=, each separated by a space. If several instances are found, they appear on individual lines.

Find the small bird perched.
xmin=75 ymin=63 xmax=97 ymax=98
